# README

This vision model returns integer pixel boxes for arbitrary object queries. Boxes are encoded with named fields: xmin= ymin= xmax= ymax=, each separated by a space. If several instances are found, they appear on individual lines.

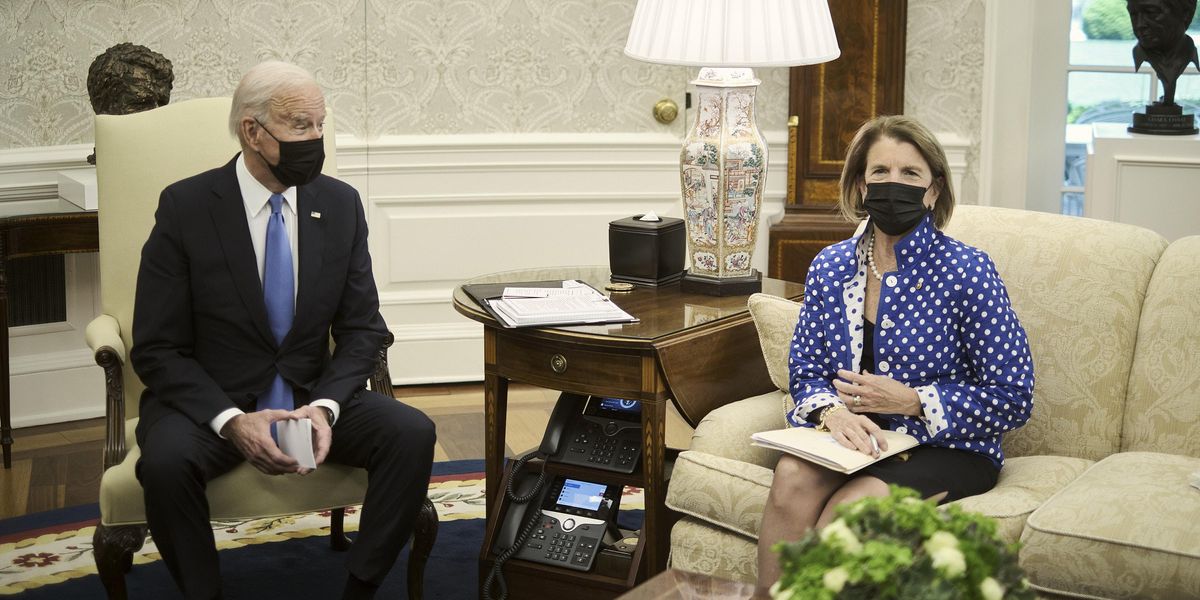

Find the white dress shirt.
xmin=209 ymin=154 xmax=340 ymax=437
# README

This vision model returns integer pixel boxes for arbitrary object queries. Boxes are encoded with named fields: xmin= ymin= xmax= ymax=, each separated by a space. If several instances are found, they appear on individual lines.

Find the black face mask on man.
xmin=864 ymin=182 xmax=931 ymax=236
xmin=254 ymin=119 xmax=325 ymax=187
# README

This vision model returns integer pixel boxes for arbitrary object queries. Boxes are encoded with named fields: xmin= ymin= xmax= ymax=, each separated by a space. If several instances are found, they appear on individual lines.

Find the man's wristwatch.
xmin=319 ymin=406 xmax=335 ymax=426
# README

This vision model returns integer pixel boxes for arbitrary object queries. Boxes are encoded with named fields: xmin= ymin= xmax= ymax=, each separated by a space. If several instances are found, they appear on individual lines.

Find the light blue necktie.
xmin=257 ymin=194 xmax=294 ymax=433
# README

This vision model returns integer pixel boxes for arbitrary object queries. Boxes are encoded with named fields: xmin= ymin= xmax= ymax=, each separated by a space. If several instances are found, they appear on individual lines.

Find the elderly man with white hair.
xmin=130 ymin=61 xmax=435 ymax=600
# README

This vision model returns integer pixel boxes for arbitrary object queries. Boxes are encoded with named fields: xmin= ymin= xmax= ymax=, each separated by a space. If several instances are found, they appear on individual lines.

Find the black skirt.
xmin=859 ymin=446 xmax=999 ymax=503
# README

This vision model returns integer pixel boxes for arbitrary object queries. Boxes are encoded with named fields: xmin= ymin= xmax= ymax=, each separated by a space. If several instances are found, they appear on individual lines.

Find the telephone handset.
xmin=538 ymin=391 xmax=586 ymax=457
xmin=493 ymin=472 xmax=621 ymax=570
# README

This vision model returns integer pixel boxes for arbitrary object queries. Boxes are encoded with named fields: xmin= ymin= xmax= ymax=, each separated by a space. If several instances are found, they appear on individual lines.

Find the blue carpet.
xmin=5 ymin=460 xmax=486 ymax=599
xmin=3 ymin=459 xmax=644 ymax=599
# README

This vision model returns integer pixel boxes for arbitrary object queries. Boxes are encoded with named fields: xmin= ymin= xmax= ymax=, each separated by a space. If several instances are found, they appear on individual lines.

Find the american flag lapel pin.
xmin=310 ymin=211 xmax=321 ymax=219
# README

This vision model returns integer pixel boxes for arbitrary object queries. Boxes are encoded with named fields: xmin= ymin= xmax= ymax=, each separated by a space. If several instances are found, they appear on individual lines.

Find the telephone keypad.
xmin=562 ymin=421 xmax=641 ymax=473
xmin=516 ymin=516 xmax=601 ymax=571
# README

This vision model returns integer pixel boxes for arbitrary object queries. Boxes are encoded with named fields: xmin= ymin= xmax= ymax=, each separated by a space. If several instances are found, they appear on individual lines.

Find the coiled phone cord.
xmin=482 ymin=451 xmax=549 ymax=600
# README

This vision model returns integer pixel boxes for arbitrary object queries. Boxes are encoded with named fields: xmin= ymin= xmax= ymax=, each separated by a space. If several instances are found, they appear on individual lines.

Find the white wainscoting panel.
xmin=350 ymin=132 xmax=790 ymax=384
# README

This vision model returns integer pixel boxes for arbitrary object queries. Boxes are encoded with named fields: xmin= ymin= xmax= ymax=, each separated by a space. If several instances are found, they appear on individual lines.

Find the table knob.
xmin=550 ymin=354 xmax=568 ymax=374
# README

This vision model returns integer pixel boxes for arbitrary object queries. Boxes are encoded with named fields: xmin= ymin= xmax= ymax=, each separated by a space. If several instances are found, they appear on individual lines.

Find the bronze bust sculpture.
xmin=85 ymin=43 xmax=174 ymax=163
xmin=1127 ymin=0 xmax=1199 ymax=134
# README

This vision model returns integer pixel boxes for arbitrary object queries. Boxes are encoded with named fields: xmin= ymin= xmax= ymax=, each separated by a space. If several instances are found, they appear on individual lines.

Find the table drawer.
xmin=494 ymin=335 xmax=644 ymax=398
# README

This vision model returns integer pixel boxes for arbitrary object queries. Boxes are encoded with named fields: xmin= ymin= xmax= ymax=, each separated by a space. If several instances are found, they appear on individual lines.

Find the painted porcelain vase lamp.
xmin=625 ymin=0 xmax=840 ymax=295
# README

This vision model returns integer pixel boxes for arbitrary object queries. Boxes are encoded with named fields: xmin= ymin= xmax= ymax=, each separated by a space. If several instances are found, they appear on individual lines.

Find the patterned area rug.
xmin=0 ymin=460 xmax=644 ymax=598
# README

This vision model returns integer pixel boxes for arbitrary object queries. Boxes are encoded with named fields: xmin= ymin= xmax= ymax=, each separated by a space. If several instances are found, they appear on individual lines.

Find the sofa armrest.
xmin=689 ymin=390 xmax=790 ymax=470
xmin=86 ymin=314 xmax=126 ymax=363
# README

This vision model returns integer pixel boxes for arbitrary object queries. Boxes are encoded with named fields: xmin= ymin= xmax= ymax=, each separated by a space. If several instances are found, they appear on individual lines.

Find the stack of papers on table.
xmin=464 ymin=280 xmax=638 ymax=328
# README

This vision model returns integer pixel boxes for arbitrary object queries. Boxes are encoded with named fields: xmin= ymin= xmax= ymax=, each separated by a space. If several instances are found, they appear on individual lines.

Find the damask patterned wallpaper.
xmin=0 ymin=0 xmax=982 ymax=200
xmin=906 ymin=0 xmax=986 ymax=205
xmin=0 ymin=0 xmax=789 ymax=145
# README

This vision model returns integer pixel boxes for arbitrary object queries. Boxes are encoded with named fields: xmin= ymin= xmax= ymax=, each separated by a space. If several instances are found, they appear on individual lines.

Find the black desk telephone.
xmin=482 ymin=393 xmax=643 ymax=600
xmin=496 ymin=472 xmax=622 ymax=570
xmin=544 ymin=393 xmax=643 ymax=474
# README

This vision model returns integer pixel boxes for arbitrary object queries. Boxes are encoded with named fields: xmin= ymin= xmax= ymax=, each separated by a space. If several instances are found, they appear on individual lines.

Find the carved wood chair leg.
xmin=330 ymin=506 xmax=352 ymax=551
xmin=92 ymin=523 xmax=146 ymax=600
xmin=406 ymin=497 xmax=439 ymax=600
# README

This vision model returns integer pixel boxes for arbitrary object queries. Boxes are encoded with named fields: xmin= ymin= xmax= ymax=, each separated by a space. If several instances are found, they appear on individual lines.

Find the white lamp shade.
xmin=624 ymin=0 xmax=840 ymax=67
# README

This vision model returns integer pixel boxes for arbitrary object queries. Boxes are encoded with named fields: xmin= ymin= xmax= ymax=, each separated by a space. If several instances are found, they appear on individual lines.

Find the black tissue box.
xmin=608 ymin=215 xmax=685 ymax=287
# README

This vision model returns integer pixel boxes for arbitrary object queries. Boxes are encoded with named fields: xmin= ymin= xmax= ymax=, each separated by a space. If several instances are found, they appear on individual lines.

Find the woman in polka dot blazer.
xmin=754 ymin=115 xmax=1035 ymax=593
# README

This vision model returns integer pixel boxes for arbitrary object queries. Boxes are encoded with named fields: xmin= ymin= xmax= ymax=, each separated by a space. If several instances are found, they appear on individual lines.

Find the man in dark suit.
xmin=130 ymin=61 xmax=435 ymax=600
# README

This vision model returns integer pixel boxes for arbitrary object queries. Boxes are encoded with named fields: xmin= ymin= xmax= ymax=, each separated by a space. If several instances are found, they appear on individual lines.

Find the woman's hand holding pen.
xmin=824 ymin=407 xmax=887 ymax=458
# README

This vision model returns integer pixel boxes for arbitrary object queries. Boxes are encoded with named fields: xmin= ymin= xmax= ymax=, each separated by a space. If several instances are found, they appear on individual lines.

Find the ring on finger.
xmin=853 ymin=395 xmax=861 ymax=407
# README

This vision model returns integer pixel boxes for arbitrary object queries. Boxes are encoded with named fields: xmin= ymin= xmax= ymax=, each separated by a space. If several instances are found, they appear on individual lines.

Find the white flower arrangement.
xmin=772 ymin=486 xmax=1033 ymax=600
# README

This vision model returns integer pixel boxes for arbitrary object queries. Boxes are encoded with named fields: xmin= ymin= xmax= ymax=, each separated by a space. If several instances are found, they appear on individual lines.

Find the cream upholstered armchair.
xmin=87 ymin=98 xmax=437 ymax=599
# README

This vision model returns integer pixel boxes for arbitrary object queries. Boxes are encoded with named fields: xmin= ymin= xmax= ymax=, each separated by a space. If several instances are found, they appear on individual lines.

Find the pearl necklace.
xmin=865 ymin=230 xmax=885 ymax=281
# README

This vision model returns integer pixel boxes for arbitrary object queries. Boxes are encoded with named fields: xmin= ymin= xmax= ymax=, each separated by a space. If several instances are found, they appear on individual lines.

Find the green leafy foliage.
xmin=772 ymin=486 xmax=1034 ymax=600
xmin=1083 ymin=0 xmax=1134 ymax=40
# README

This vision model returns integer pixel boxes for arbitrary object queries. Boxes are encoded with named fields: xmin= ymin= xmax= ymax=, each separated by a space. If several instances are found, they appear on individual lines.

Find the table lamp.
xmin=624 ymin=0 xmax=839 ymax=295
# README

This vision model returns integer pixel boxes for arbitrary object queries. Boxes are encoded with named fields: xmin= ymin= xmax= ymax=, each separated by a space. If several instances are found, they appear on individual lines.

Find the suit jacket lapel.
xmin=295 ymin=185 xmax=325 ymax=330
xmin=209 ymin=159 xmax=276 ymax=347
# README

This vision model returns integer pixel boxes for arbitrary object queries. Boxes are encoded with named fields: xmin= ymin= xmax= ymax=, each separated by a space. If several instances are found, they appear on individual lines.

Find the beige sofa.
xmin=665 ymin=205 xmax=1200 ymax=599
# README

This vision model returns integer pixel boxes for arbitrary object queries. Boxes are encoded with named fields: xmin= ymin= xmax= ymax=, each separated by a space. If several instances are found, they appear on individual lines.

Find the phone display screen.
xmin=597 ymin=398 xmax=640 ymax=415
xmin=584 ymin=397 xmax=641 ymax=423
xmin=556 ymin=479 xmax=607 ymax=512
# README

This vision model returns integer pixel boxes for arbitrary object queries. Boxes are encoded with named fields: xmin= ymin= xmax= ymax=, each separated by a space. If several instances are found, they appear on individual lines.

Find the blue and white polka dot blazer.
xmin=786 ymin=214 xmax=1034 ymax=469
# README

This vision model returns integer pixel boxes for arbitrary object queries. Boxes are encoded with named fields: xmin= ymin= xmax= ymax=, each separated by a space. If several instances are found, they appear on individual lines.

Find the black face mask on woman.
xmin=255 ymin=119 xmax=325 ymax=187
xmin=864 ymin=182 xmax=931 ymax=236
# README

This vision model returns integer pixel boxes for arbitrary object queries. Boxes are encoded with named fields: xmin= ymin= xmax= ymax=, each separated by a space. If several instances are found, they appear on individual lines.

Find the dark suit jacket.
xmin=130 ymin=155 xmax=387 ymax=444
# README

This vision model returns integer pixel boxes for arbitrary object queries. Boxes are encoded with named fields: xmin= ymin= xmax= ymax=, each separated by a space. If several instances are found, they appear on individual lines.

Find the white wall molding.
xmin=0 ymin=183 xmax=57 ymax=203
xmin=937 ymin=132 xmax=970 ymax=199
xmin=373 ymin=192 xmax=682 ymax=206
xmin=0 ymin=130 xmax=791 ymax=414
xmin=0 ymin=144 xmax=95 ymax=215
xmin=0 ymin=144 xmax=94 ymax=174
xmin=392 ymin=322 xmax=481 ymax=343
xmin=9 ymin=347 xmax=95 ymax=376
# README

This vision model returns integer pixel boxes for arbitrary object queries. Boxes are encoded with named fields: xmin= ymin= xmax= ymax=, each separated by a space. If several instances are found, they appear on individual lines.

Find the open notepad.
xmin=751 ymin=426 xmax=919 ymax=474
xmin=462 ymin=280 xmax=638 ymax=328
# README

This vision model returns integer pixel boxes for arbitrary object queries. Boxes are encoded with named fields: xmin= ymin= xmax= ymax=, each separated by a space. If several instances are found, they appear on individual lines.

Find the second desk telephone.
xmin=483 ymin=393 xmax=644 ymax=598
xmin=544 ymin=394 xmax=643 ymax=474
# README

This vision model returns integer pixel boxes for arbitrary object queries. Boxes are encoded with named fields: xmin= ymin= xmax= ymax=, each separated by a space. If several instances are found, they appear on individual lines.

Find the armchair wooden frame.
xmin=90 ymin=335 xmax=440 ymax=600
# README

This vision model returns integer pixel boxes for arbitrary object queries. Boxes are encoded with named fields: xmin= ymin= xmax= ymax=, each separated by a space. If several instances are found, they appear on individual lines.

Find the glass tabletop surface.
xmin=452 ymin=265 xmax=804 ymax=341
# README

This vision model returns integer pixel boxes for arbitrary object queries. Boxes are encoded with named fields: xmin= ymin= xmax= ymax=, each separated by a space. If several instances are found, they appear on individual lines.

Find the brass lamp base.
xmin=680 ymin=269 xmax=762 ymax=296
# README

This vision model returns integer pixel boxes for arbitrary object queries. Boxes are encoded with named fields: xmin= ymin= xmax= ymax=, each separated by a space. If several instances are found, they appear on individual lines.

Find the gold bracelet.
xmin=817 ymin=403 xmax=844 ymax=432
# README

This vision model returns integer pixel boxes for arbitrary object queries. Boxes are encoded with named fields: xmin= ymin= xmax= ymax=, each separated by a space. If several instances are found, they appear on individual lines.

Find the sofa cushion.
xmin=666 ymin=450 xmax=775 ymax=539
xmin=1123 ymin=236 xmax=1200 ymax=458
xmin=748 ymin=293 xmax=801 ymax=393
xmin=100 ymin=418 xmax=369 ymax=526
xmin=949 ymin=454 xmax=1093 ymax=544
xmin=670 ymin=517 xmax=758 ymax=584
xmin=669 ymin=448 xmax=1092 ymax=546
xmin=944 ymin=205 xmax=1168 ymax=462
xmin=1019 ymin=452 xmax=1200 ymax=599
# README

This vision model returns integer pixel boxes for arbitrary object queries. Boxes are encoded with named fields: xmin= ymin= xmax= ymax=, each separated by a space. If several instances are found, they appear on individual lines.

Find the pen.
xmin=870 ymin=435 xmax=880 ymax=456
